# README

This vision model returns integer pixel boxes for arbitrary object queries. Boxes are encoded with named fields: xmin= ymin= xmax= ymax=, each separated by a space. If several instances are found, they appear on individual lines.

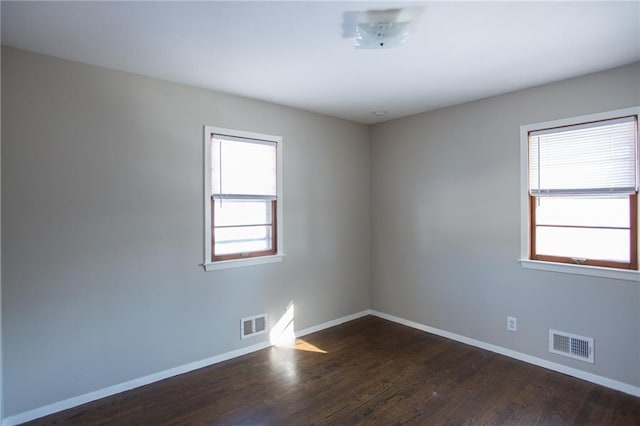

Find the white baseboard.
xmin=295 ymin=309 xmax=371 ymax=338
xmin=3 ymin=309 xmax=371 ymax=426
xmin=370 ymin=310 xmax=640 ymax=398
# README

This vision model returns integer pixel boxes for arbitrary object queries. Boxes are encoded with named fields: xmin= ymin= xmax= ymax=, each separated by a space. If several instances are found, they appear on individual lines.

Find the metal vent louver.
xmin=549 ymin=329 xmax=594 ymax=363
xmin=255 ymin=316 xmax=267 ymax=333
xmin=240 ymin=314 xmax=268 ymax=339
xmin=243 ymin=319 xmax=253 ymax=337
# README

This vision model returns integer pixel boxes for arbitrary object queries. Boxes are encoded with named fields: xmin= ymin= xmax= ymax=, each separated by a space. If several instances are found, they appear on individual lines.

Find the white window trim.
xmin=203 ymin=126 xmax=284 ymax=271
xmin=520 ymin=106 xmax=640 ymax=282
xmin=518 ymin=259 xmax=638 ymax=281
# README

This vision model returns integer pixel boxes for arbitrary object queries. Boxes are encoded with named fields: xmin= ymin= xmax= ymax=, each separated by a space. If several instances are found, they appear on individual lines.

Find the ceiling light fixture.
xmin=343 ymin=8 xmax=423 ymax=50
xmin=356 ymin=21 xmax=409 ymax=49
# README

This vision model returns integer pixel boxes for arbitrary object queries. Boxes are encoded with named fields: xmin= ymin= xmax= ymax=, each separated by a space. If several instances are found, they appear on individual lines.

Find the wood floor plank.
xmin=24 ymin=316 xmax=640 ymax=425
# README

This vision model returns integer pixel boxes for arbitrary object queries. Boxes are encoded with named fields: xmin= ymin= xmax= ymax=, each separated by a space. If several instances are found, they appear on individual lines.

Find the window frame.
xmin=520 ymin=107 xmax=640 ymax=281
xmin=203 ymin=126 xmax=284 ymax=271
xmin=529 ymin=194 xmax=638 ymax=270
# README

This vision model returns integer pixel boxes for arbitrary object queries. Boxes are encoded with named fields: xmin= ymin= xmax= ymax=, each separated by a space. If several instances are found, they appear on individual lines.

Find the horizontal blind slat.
xmin=529 ymin=115 xmax=636 ymax=137
xmin=212 ymin=194 xmax=277 ymax=201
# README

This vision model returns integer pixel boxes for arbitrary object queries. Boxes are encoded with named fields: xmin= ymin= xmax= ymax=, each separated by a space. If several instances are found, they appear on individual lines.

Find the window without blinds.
xmin=527 ymin=115 xmax=638 ymax=270
xmin=211 ymin=134 xmax=277 ymax=260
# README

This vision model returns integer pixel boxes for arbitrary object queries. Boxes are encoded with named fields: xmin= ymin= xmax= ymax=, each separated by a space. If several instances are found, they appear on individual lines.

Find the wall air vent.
xmin=549 ymin=329 xmax=594 ymax=363
xmin=241 ymin=314 xmax=268 ymax=339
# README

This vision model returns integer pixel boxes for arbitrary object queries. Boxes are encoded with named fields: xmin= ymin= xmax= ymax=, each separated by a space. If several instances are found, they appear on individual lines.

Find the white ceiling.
xmin=2 ymin=1 xmax=639 ymax=124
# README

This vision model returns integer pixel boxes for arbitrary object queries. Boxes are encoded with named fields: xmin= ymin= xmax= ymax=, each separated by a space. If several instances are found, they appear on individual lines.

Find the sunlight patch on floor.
xmin=293 ymin=339 xmax=328 ymax=354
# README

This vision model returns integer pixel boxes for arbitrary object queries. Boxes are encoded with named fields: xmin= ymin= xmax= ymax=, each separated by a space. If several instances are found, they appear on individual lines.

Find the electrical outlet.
xmin=507 ymin=316 xmax=517 ymax=332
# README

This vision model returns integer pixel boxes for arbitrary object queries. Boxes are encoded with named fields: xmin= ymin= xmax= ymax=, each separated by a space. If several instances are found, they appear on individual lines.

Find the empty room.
xmin=1 ymin=1 xmax=639 ymax=425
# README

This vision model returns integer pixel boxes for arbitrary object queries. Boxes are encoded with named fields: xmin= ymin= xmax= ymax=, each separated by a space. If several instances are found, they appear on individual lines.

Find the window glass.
xmin=535 ymin=227 xmax=630 ymax=263
xmin=215 ymin=226 xmax=273 ymax=256
xmin=534 ymin=197 xmax=629 ymax=228
xmin=213 ymin=200 xmax=272 ymax=228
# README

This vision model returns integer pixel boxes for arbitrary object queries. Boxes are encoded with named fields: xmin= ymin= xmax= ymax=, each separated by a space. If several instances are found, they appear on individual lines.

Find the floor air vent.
xmin=241 ymin=314 xmax=268 ymax=339
xmin=549 ymin=329 xmax=594 ymax=363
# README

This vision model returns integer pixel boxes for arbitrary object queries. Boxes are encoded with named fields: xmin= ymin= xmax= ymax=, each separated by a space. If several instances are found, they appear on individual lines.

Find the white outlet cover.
xmin=507 ymin=316 xmax=517 ymax=332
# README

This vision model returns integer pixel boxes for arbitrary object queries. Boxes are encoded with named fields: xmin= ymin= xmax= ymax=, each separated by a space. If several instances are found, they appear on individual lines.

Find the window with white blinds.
xmin=203 ymin=127 xmax=282 ymax=269
xmin=524 ymin=112 xmax=639 ymax=271
xmin=211 ymin=134 xmax=277 ymax=259
xmin=528 ymin=116 xmax=637 ymax=196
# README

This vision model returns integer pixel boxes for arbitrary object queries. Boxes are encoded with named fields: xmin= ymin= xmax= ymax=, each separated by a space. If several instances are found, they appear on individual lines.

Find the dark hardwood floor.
xmin=26 ymin=316 xmax=640 ymax=425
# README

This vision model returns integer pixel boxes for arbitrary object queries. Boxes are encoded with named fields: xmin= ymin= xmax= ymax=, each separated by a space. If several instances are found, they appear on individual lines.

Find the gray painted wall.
xmin=0 ymin=9 xmax=3 ymax=419
xmin=370 ymin=62 xmax=640 ymax=388
xmin=1 ymin=47 xmax=371 ymax=416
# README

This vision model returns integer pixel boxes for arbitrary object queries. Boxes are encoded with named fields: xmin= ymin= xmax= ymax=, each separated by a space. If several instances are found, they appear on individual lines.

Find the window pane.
xmin=535 ymin=197 xmax=629 ymax=228
xmin=214 ymin=200 xmax=272 ymax=227
xmin=536 ymin=226 xmax=629 ymax=262
xmin=214 ymin=226 xmax=273 ymax=255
